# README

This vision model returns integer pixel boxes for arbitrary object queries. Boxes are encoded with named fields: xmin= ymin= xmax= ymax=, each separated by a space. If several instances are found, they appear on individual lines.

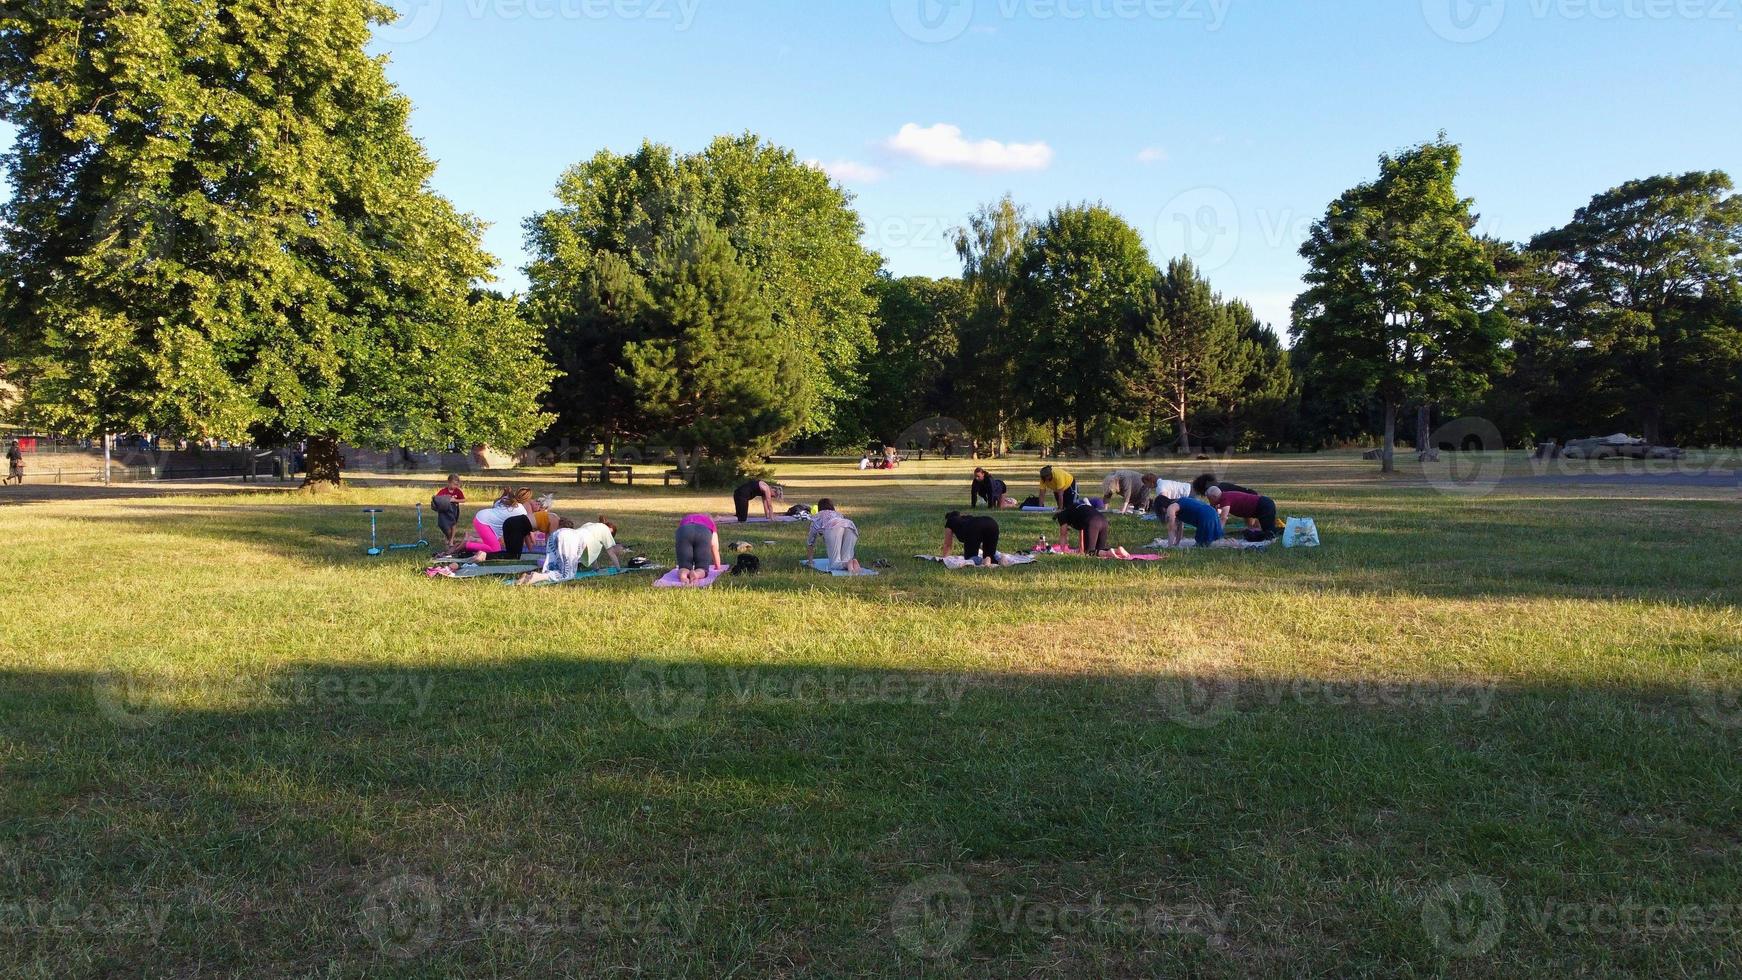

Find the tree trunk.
xmin=1642 ymin=408 xmax=1662 ymax=447
xmin=304 ymin=435 xmax=343 ymax=487
xmin=1415 ymin=404 xmax=1440 ymax=462
xmin=1380 ymin=401 xmax=1397 ymax=474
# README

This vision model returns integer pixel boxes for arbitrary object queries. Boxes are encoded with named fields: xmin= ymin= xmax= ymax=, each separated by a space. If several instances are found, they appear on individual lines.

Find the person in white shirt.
xmin=456 ymin=487 xmax=532 ymax=560
xmin=514 ymin=517 xmax=624 ymax=585
xmin=1142 ymin=475 xmax=1193 ymax=512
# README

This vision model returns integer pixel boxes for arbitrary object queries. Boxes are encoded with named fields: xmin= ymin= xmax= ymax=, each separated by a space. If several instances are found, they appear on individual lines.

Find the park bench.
xmin=576 ymin=463 xmax=635 ymax=485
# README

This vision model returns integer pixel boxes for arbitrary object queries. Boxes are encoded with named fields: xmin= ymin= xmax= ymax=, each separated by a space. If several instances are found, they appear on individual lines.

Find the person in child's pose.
xmin=514 ymin=516 xmax=624 ymax=586
xmin=431 ymin=474 xmax=466 ymax=550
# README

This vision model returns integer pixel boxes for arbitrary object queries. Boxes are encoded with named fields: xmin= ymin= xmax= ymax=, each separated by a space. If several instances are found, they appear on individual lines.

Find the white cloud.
xmin=805 ymin=159 xmax=886 ymax=184
xmin=1137 ymin=146 xmax=1169 ymax=165
xmin=884 ymin=123 xmax=1054 ymax=173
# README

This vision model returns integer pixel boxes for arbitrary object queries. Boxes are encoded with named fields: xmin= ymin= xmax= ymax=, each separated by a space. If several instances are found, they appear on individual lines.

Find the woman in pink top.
xmin=674 ymin=514 xmax=723 ymax=585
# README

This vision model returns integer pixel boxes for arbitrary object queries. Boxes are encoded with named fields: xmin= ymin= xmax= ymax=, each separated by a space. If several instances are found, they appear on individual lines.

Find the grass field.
xmin=2 ymin=452 xmax=1739 ymax=977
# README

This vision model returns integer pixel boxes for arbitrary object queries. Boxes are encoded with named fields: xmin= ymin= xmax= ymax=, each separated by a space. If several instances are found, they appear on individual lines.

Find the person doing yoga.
xmin=731 ymin=479 xmax=784 ymax=522
xmin=514 ymin=517 xmax=624 ymax=585
xmin=1155 ymin=493 xmax=1228 ymax=549
xmin=970 ymin=468 xmax=1013 ymax=509
xmin=940 ymin=511 xmax=1001 ymax=566
xmin=459 ymin=487 xmax=533 ymax=561
xmin=806 ymin=499 xmax=863 ymax=574
xmin=1038 ymin=465 xmax=1080 ymax=510
xmin=673 ymin=513 xmax=724 ymax=586
xmin=1055 ymin=503 xmax=1129 ymax=559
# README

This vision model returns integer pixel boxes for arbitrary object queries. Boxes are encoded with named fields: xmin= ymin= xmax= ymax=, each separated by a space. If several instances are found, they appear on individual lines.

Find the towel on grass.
xmin=916 ymin=553 xmax=1037 ymax=570
xmin=429 ymin=562 xmax=541 ymax=579
xmin=715 ymin=515 xmax=801 ymax=524
xmin=655 ymin=567 xmax=726 ymax=588
xmin=1143 ymin=537 xmax=1272 ymax=552
xmin=803 ymin=558 xmax=880 ymax=578
xmin=1034 ymin=545 xmax=1166 ymax=561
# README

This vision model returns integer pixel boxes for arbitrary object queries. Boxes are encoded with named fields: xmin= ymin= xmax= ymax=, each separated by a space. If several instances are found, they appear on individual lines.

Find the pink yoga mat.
xmin=655 ymin=567 xmax=725 ymax=588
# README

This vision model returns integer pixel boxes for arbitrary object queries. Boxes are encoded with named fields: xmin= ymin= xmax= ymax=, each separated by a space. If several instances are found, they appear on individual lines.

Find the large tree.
xmin=1122 ymin=257 xmax=1243 ymax=452
xmin=1527 ymin=171 xmax=1742 ymax=445
xmin=525 ymin=135 xmax=881 ymax=457
xmin=1010 ymin=203 xmax=1154 ymax=447
xmin=0 ymin=0 xmax=553 ymax=485
xmin=1291 ymin=138 xmax=1504 ymax=472
xmin=846 ymin=275 xmax=966 ymax=447
xmin=952 ymin=195 xmax=1033 ymax=453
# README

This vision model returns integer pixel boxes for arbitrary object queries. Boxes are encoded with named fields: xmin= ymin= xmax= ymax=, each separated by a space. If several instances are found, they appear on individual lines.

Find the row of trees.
xmin=2 ymin=5 xmax=1736 ymax=483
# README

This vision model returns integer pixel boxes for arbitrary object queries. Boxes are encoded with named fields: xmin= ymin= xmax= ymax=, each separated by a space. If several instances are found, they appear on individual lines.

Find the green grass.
xmin=2 ymin=453 xmax=1739 ymax=977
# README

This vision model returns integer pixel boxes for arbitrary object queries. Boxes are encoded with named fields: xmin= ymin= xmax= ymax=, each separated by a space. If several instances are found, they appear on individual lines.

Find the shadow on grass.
xmin=3 ymin=657 xmax=1740 ymax=977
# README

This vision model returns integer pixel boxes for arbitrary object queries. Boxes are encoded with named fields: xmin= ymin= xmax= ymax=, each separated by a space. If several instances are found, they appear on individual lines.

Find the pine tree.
xmin=1123 ymin=258 xmax=1242 ymax=452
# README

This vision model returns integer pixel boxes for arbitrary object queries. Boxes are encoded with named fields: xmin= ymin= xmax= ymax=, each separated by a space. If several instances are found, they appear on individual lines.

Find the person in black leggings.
xmin=970 ymin=468 xmax=1009 ymax=509
xmin=731 ymin=480 xmax=783 ymax=522
xmin=482 ymin=514 xmax=535 ymax=560
xmin=940 ymin=511 xmax=1001 ymax=565
xmin=1053 ymin=503 xmax=1126 ymax=558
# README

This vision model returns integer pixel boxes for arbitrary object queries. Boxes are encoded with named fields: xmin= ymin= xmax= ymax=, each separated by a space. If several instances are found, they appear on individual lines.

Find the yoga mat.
xmin=655 ymin=567 xmax=726 ymax=588
xmin=714 ymin=515 xmax=802 ymax=524
xmin=1020 ymin=506 xmax=1056 ymax=513
xmin=434 ymin=562 xmax=541 ymax=579
xmin=524 ymin=564 xmax=664 ymax=586
xmin=916 ymin=554 xmax=1037 ymax=569
xmin=1033 ymin=546 xmax=1166 ymax=562
xmin=803 ymin=558 xmax=880 ymax=578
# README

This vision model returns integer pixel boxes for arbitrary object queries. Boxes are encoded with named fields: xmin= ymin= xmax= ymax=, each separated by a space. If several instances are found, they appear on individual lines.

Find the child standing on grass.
xmin=4 ymin=440 xmax=23 ymax=485
xmin=431 ymin=474 xmax=466 ymax=551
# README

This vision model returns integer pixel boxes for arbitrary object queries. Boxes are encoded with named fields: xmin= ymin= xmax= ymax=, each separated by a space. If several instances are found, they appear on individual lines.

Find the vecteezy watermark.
xmin=1419 ymin=417 xmax=1508 ymax=498
xmin=1422 ymin=875 xmax=1508 ymax=956
xmin=375 ymin=0 xmax=704 ymax=44
xmin=889 ymin=873 xmax=1228 ymax=959
xmin=357 ymin=874 xmax=700 ymax=959
xmin=1690 ymin=668 xmax=1742 ymax=730
xmin=890 ymin=0 xmax=1232 ymax=43
xmin=0 ymin=895 xmax=175 ymax=939
xmin=1423 ymin=0 xmax=1742 ymax=43
xmin=1155 ymin=187 xmax=1241 ymax=273
xmin=623 ymin=660 xmax=972 ymax=730
xmin=1154 ymin=674 xmax=1498 ymax=729
xmin=92 ymin=670 xmax=436 ymax=729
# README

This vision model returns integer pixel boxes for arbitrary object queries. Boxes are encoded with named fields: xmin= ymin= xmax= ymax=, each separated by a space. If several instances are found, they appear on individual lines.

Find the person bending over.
xmin=1101 ymin=469 xmax=1157 ymax=514
xmin=1205 ymin=485 xmax=1282 ymax=541
xmin=1038 ymin=465 xmax=1080 ymax=510
xmin=1191 ymin=473 xmax=1258 ymax=499
xmin=1143 ymin=474 xmax=1194 ymax=511
xmin=1155 ymin=494 xmax=1227 ymax=549
xmin=940 ymin=511 xmax=1001 ymax=566
xmin=971 ymin=468 xmax=1012 ymax=509
xmin=461 ymin=487 xmax=533 ymax=560
xmin=1055 ymin=503 xmax=1129 ymax=559
xmin=673 ymin=513 xmax=724 ymax=586
xmin=806 ymin=499 xmax=862 ymax=575
xmin=515 ymin=517 xmax=624 ymax=586
xmin=732 ymin=479 xmax=784 ymax=522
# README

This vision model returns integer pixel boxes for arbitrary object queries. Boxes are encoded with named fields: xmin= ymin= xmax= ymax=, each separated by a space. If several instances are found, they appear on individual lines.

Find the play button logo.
xmin=892 ymin=0 xmax=975 ymax=43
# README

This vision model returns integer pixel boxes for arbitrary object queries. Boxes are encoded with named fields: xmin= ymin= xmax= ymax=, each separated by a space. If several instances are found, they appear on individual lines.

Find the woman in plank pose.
xmin=731 ymin=479 xmax=784 ymax=523
xmin=940 ymin=511 xmax=1001 ymax=566
xmin=673 ymin=513 xmax=725 ymax=586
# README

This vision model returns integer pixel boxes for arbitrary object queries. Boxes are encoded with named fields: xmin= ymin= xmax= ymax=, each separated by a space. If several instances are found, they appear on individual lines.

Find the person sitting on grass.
xmin=454 ymin=487 xmax=532 ymax=560
xmin=1154 ymin=493 xmax=1230 ymax=549
xmin=1054 ymin=503 xmax=1130 ymax=559
xmin=1206 ymin=485 xmax=1283 ymax=542
xmin=940 ymin=511 xmax=1001 ymax=566
xmin=514 ymin=516 xmax=623 ymax=586
xmin=431 ymin=474 xmax=466 ymax=551
xmin=674 ymin=513 xmax=725 ymax=586
xmin=731 ymin=479 xmax=785 ymax=523
xmin=806 ymin=499 xmax=862 ymax=575
xmin=971 ymin=467 xmax=1014 ymax=509
xmin=1038 ymin=465 xmax=1080 ymax=510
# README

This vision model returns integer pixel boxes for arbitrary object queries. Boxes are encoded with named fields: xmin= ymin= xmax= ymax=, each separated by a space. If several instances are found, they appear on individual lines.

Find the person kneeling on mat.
xmin=806 ymin=499 xmax=862 ymax=575
xmin=1054 ymin=503 xmax=1130 ymax=559
xmin=971 ymin=467 xmax=1014 ymax=509
xmin=940 ymin=511 xmax=1000 ymax=566
xmin=462 ymin=487 xmax=533 ymax=561
xmin=732 ymin=479 xmax=784 ymax=523
xmin=1155 ymin=494 xmax=1229 ymax=549
xmin=515 ymin=516 xmax=623 ymax=586
xmin=673 ymin=513 xmax=724 ymax=586
xmin=1205 ymin=485 xmax=1282 ymax=542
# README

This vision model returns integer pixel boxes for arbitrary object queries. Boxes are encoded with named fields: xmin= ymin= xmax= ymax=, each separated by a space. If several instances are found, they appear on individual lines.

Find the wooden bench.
xmin=576 ymin=464 xmax=635 ymax=485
